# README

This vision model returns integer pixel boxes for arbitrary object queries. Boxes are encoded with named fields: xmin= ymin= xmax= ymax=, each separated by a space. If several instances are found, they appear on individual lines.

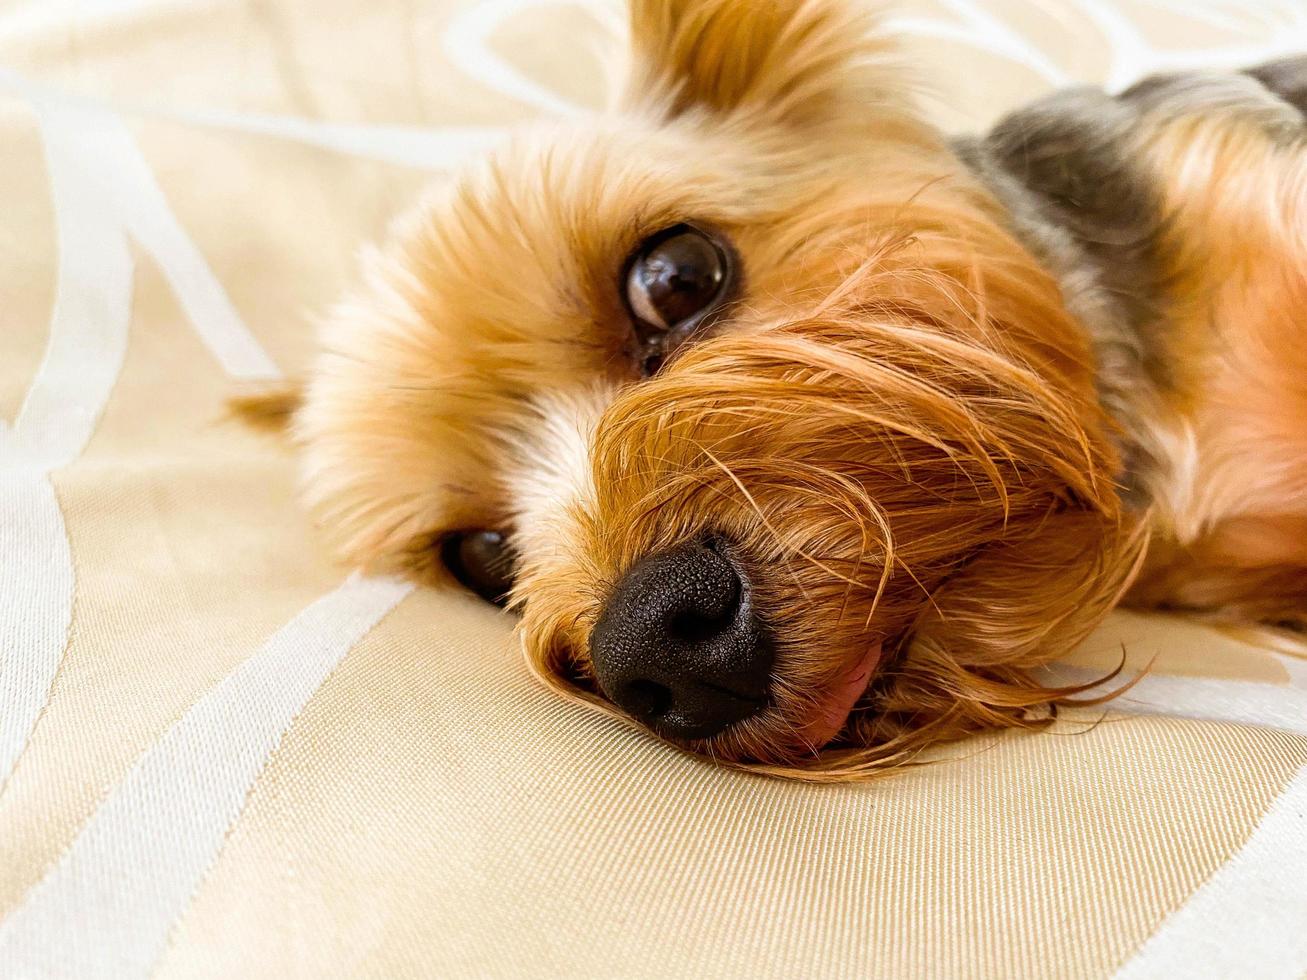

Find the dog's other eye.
xmin=442 ymin=530 xmax=516 ymax=607
xmin=625 ymin=224 xmax=730 ymax=337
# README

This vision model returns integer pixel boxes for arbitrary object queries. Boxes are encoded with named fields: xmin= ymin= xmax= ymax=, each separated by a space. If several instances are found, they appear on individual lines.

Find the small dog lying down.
xmin=240 ymin=0 xmax=1307 ymax=778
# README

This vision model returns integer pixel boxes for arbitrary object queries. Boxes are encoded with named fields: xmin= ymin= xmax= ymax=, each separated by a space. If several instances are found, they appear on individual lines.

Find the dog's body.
xmin=957 ymin=66 xmax=1307 ymax=629
xmin=264 ymin=0 xmax=1306 ymax=778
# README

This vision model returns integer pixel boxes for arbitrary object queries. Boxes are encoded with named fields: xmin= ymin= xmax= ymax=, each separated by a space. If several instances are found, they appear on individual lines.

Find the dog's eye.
xmin=441 ymin=530 xmax=515 ymax=607
xmin=625 ymin=225 xmax=730 ymax=336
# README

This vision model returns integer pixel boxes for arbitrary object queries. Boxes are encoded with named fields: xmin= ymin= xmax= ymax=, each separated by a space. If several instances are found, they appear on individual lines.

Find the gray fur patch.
xmin=953 ymin=86 xmax=1168 ymax=502
xmin=1122 ymin=68 xmax=1305 ymax=144
xmin=1247 ymin=55 xmax=1307 ymax=119
xmin=956 ymin=60 xmax=1306 ymax=505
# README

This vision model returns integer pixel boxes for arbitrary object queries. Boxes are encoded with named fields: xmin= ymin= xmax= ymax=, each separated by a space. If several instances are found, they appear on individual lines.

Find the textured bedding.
xmin=1 ymin=1 xmax=1305 ymax=977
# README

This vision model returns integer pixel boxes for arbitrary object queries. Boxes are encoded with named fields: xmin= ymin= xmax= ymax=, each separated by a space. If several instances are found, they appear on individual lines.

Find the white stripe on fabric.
xmin=0 ymin=477 xmax=75 ymax=795
xmin=443 ymin=0 xmax=589 ymax=118
xmin=0 ymin=68 xmax=507 ymax=172
xmin=0 ymin=70 xmax=280 ymax=382
xmin=146 ymin=106 xmax=508 ymax=170
xmin=0 ymin=576 xmax=412 ymax=980
xmin=8 ymin=97 xmax=134 ymax=472
xmin=0 ymin=87 xmax=282 ymax=794
xmin=1113 ymin=764 xmax=1307 ymax=980
xmin=109 ymin=121 xmax=280 ymax=382
xmin=1047 ymin=666 xmax=1307 ymax=738
xmin=885 ymin=13 xmax=1070 ymax=86
xmin=894 ymin=0 xmax=1307 ymax=94
xmin=0 ymin=95 xmax=135 ymax=793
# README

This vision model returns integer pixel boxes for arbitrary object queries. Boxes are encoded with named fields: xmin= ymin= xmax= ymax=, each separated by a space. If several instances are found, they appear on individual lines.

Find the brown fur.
xmin=227 ymin=383 xmax=303 ymax=433
xmin=1123 ymin=95 xmax=1307 ymax=630
xmin=236 ymin=0 xmax=1305 ymax=779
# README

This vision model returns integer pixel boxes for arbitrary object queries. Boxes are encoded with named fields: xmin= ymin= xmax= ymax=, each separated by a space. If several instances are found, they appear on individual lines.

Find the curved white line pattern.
xmin=106 ymin=132 xmax=279 ymax=382
xmin=889 ymin=0 xmax=1072 ymax=86
xmin=0 ymin=97 xmax=138 ymax=794
xmin=0 ymin=83 xmax=281 ymax=795
xmin=142 ymin=107 xmax=508 ymax=170
xmin=5 ymin=97 xmax=137 ymax=468
xmin=1113 ymin=764 xmax=1307 ymax=980
xmin=0 ymin=71 xmax=509 ymax=172
xmin=442 ymin=0 xmax=591 ymax=118
xmin=0 ymin=477 xmax=78 ymax=797
xmin=1062 ymin=0 xmax=1307 ymax=89
xmin=1046 ymin=661 xmax=1307 ymax=738
xmin=890 ymin=0 xmax=1307 ymax=95
xmin=0 ymin=576 xmax=412 ymax=980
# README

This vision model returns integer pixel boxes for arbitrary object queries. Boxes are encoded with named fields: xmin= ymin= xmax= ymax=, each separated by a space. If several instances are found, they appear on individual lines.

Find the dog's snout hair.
xmin=517 ymin=227 xmax=1142 ymax=776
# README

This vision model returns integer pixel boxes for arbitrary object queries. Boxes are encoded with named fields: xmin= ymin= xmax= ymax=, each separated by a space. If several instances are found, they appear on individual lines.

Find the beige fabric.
xmin=1 ymin=1 xmax=1304 ymax=977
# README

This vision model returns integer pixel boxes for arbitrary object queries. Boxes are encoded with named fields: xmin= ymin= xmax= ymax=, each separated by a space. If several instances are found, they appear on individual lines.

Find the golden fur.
xmin=1125 ymin=101 xmax=1307 ymax=629
xmin=239 ymin=0 xmax=1306 ymax=779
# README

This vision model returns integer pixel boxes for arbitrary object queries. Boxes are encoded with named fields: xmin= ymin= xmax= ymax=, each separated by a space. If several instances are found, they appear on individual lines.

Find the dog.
xmin=237 ymin=0 xmax=1307 ymax=778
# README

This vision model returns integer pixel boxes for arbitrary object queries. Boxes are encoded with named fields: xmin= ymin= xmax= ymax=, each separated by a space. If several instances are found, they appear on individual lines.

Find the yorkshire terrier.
xmin=238 ymin=0 xmax=1307 ymax=778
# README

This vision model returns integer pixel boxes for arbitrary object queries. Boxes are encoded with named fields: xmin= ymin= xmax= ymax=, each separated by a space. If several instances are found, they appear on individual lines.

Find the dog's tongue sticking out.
xmin=797 ymin=642 xmax=882 ymax=751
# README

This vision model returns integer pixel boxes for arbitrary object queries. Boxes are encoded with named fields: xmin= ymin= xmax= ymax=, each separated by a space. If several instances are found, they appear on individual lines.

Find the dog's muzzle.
xmin=589 ymin=539 xmax=772 ymax=741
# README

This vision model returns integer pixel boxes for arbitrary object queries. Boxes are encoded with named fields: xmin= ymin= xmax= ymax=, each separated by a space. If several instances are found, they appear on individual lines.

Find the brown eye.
xmin=624 ymin=224 xmax=731 ymax=341
xmin=442 ymin=530 xmax=515 ymax=607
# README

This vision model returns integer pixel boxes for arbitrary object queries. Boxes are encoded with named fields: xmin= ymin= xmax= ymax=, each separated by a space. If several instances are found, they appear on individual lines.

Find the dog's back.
xmin=960 ymin=57 xmax=1307 ymax=629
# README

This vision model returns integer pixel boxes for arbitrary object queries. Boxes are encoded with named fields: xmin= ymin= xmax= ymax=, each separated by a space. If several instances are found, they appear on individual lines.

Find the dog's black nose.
xmin=589 ymin=540 xmax=771 ymax=741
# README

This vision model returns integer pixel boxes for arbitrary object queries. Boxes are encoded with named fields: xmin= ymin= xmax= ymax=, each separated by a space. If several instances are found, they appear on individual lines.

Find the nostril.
xmin=669 ymin=608 xmax=731 ymax=643
xmin=620 ymin=678 xmax=673 ymax=721
xmin=701 ymin=535 xmax=728 ymax=555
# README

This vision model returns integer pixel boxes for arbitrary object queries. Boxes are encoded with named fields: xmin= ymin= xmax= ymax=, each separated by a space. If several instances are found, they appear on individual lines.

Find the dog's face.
xmin=298 ymin=0 xmax=1137 ymax=777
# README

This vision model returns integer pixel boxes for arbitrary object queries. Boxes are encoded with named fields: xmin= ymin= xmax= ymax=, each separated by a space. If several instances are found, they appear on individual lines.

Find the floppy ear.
xmin=227 ymin=382 xmax=303 ymax=435
xmin=868 ymin=510 xmax=1147 ymax=743
xmin=621 ymin=0 xmax=901 ymax=127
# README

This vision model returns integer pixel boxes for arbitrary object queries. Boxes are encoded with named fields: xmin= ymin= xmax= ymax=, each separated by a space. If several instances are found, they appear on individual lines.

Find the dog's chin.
xmin=674 ymin=641 xmax=884 ymax=765
xmin=795 ymin=641 xmax=883 ymax=752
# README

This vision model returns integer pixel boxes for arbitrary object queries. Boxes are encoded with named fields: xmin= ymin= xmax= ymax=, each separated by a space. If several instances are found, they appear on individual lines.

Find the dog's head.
xmin=295 ymin=0 xmax=1139 ymax=777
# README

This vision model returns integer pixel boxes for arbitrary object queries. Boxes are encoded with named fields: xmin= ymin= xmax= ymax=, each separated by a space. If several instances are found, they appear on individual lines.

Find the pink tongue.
xmin=797 ymin=642 xmax=883 ymax=751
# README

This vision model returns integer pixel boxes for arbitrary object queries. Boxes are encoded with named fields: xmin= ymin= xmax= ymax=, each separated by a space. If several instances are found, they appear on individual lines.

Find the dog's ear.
xmin=227 ymin=382 xmax=303 ymax=435
xmin=870 ymin=510 xmax=1146 ymax=741
xmin=620 ymin=0 xmax=901 ymax=127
